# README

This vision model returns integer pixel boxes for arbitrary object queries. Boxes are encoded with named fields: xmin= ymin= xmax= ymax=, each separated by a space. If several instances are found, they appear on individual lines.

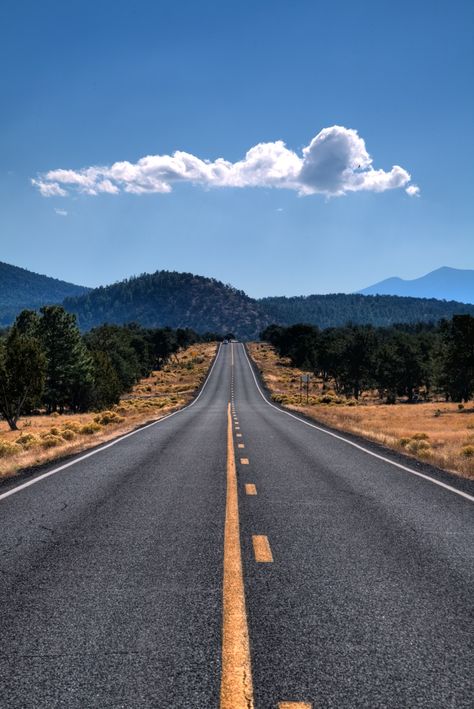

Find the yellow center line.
xmin=245 ymin=483 xmax=257 ymax=495
xmin=278 ymin=704 xmax=312 ymax=708
xmin=220 ymin=403 xmax=254 ymax=709
xmin=252 ymin=535 xmax=273 ymax=562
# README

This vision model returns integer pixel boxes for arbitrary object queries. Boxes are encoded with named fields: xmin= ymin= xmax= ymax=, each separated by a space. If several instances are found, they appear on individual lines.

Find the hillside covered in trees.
xmin=64 ymin=271 xmax=269 ymax=339
xmin=0 ymin=261 xmax=89 ymax=326
xmin=259 ymin=293 xmax=474 ymax=330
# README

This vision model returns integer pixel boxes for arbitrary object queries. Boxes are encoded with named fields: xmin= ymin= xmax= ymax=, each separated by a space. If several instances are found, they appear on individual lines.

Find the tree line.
xmin=0 ymin=306 xmax=221 ymax=430
xmin=261 ymin=315 xmax=474 ymax=404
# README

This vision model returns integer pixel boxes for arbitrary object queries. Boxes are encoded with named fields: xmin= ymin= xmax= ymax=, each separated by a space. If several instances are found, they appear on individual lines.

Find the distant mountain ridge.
xmin=358 ymin=267 xmax=474 ymax=303
xmin=2 ymin=261 xmax=474 ymax=338
xmin=0 ymin=261 xmax=90 ymax=326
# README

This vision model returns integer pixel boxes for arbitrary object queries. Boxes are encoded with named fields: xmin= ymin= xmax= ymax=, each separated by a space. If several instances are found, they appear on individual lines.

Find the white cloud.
xmin=54 ymin=208 xmax=68 ymax=216
xmin=32 ymin=126 xmax=418 ymax=199
xmin=405 ymin=184 xmax=420 ymax=197
xmin=31 ymin=178 xmax=67 ymax=197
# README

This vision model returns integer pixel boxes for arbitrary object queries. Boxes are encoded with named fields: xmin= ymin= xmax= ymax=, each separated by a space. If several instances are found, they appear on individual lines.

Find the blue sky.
xmin=1 ymin=0 xmax=473 ymax=297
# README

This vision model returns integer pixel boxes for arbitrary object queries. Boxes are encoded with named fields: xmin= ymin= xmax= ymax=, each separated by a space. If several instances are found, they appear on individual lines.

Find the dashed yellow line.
xmin=252 ymin=535 xmax=273 ymax=562
xmin=220 ymin=403 xmax=254 ymax=709
xmin=245 ymin=484 xmax=257 ymax=496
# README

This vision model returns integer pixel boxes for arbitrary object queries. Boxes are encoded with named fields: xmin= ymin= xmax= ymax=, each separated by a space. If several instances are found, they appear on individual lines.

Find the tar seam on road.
xmin=220 ymin=402 xmax=254 ymax=709
xmin=0 ymin=343 xmax=224 ymax=504
xmin=241 ymin=344 xmax=474 ymax=504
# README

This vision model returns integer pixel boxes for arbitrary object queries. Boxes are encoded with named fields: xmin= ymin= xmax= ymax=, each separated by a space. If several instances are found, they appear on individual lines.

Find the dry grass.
xmin=249 ymin=342 xmax=474 ymax=480
xmin=0 ymin=343 xmax=217 ymax=481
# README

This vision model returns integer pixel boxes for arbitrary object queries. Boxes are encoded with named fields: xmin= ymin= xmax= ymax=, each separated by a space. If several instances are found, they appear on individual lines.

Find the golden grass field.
xmin=0 ymin=342 xmax=216 ymax=481
xmin=249 ymin=342 xmax=474 ymax=480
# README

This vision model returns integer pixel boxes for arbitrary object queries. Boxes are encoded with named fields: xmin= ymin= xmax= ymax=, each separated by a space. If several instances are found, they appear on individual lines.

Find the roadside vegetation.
xmin=251 ymin=316 xmax=474 ymax=479
xmin=0 ymin=306 xmax=217 ymax=480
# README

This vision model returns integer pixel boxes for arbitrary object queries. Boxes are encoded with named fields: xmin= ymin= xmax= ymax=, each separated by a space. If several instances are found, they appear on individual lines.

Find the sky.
xmin=1 ymin=0 xmax=473 ymax=297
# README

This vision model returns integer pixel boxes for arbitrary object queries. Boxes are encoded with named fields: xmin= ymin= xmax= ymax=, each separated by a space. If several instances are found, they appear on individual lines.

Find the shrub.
xmin=318 ymin=394 xmax=334 ymax=404
xmin=407 ymin=439 xmax=431 ymax=454
xmin=16 ymin=433 xmax=40 ymax=449
xmin=0 ymin=440 xmax=22 ymax=457
xmin=40 ymin=434 xmax=63 ymax=449
xmin=412 ymin=432 xmax=429 ymax=440
xmin=398 ymin=437 xmax=411 ymax=447
xmin=49 ymin=426 xmax=61 ymax=436
xmin=461 ymin=445 xmax=474 ymax=458
xmin=61 ymin=421 xmax=81 ymax=433
xmin=80 ymin=422 xmax=102 ymax=435
xmin=60 ymin=429 xmax=76 ymax=441
xmin=93 ymin=411 xmax=125 ymax=426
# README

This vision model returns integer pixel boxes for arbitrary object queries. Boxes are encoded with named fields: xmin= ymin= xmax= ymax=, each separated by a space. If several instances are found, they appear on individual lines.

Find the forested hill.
xmin=0 ymin=261 xmax=89 ymax=326
xmin=259 ymin=293 xmax=474 ymax=329
xmin=3 ymin=262 xmax=474 ymax=337
xmin=63 ymin=271 xmax=270 ymax=339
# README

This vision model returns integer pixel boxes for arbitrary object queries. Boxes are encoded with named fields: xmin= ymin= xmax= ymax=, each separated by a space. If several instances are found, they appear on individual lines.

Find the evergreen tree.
xmin=91 ymin=350 xmax=122 ymax=409
xmin=0 ymin=328 xmax=46 ymax=430
xmin=38 ymin=305 xmax=93 ymax=413
xmin=439 ymin=315 xmax=474 ymax=402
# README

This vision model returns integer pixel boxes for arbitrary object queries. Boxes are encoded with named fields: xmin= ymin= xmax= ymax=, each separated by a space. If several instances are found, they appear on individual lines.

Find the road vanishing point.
xmin=0 ymin=343 xmax=473 ymax=708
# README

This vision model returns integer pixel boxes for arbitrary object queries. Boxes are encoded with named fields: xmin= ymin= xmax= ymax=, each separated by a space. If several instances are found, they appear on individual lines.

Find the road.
xmin=0 ymin=342 xmax=473 ymax=708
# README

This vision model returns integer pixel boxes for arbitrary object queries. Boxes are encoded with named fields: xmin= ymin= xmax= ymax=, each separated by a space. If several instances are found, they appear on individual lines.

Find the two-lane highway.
xmin=0 ymin=342 xmax=472 ymax=708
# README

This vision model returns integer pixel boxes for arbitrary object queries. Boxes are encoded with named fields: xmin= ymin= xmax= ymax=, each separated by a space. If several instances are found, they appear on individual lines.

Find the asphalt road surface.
xmin=0 ymin=343 xmax=473 ymax=708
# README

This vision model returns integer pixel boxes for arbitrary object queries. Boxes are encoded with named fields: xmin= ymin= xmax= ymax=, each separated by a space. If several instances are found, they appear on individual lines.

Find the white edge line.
xmin=240 ymin=344 xmax=474 ymax=503
xmin=0 ymin=344 xmax=223 ymax=503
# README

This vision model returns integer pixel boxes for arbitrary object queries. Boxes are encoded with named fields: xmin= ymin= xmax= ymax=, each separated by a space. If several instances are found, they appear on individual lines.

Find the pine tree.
xmin=38 ymin=306 xmax=93 ymax=413
xmin=0 ymin=328 xmax=46 ymax=430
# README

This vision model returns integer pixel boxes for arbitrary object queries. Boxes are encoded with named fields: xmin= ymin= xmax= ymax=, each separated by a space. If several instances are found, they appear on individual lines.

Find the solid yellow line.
xmin=252 ymin=535 xmax=273 ymax=562
xmin=220 ymin=403 xmax=254 ymax=709
xmin=245 ymin=484 xmax=257 ymax=496
xmin=278 ymin=703 xmax=312 ymax=708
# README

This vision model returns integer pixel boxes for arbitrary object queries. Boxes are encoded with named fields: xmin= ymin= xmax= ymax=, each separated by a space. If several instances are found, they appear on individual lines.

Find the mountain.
xmin=259 ymin=292 xmax=474 ymax=330
xmin=2 ymin=262 xmax=474 ymax=338
xmin=0 ymin=261 xmax=89 ymax=327
xmin=358 ymin=267 xmax=474 ymax=303
xmin=63 ymin=270 xmax=270 ymax=339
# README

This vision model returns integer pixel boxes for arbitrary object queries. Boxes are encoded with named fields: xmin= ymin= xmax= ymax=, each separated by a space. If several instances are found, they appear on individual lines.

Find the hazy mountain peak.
xmin=358 ymin=267 xmax=474 ymax=304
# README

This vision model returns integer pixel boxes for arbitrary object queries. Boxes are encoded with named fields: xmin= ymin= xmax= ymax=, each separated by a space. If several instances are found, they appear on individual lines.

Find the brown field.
xmin=248 ymin=342 xmax=474 ymax=480
xmin=0 ymin=343 xmax=217 ymax=481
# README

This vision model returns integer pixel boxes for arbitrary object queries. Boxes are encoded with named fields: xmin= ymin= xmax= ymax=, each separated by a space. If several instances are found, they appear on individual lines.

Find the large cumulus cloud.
xmin=32 ymin=126 xmax=418 ymax=198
